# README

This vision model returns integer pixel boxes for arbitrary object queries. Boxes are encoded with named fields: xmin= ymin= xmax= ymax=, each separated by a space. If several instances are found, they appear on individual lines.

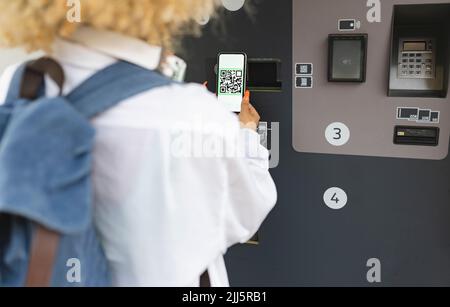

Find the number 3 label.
xmin=325 ymin=122 xmax=350 ymax=146
xmin=323 ymin=187 xmax=348 ymax=210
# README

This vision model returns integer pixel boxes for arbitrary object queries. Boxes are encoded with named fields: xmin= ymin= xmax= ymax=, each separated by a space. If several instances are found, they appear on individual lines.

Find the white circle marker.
xmin=325 ymin=122 xmax=350 ymax=146
xmin=323 ymin=187 xmax=348 ymax=210
xmin=221 ymin=0 xmax=246 ymax=11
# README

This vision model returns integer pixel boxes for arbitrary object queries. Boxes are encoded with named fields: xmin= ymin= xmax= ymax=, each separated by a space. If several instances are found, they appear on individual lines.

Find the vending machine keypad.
xmin=398 ymin=39 xmax=435 ymax=79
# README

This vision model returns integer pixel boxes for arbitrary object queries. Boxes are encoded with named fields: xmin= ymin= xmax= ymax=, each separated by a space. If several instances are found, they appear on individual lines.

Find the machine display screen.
xmin=328 ymin=35 xmax=367 ymax=82
xmin=331 ymin=40 xmax=362 ymax=79
xmin=403 ymin=41 xmax=427 ymax=51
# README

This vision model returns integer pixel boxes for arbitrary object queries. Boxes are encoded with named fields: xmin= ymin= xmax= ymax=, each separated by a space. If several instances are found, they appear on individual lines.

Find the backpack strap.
xmin=4 ymin=59 xmax=172 ymax=116
xmin=66 ymin=60 xmax=173 ymax=119
xmin=25 ymin=226 xmax=59 ymax=287
xmin=4 ymin=57 xmax=64 ymax=105
xmin=200 ymin=270 xmax=211 ymax=287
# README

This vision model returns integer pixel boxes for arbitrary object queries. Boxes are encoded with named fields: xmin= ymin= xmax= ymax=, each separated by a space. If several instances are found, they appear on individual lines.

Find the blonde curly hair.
xmin=0 ymin=0 xmax=221 ymax=52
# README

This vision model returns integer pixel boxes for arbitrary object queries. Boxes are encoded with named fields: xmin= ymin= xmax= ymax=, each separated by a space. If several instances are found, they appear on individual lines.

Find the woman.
xmin=0 ymin=0 xmax=277 ymax=286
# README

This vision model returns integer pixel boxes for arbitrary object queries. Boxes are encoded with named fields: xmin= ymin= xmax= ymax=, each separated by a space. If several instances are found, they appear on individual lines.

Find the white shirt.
xmin=0 ymin=28 xmax=277 ymax=287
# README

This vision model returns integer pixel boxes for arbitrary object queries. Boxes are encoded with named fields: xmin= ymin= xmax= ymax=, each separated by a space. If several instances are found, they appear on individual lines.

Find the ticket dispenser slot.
xmin=389 ymin=4 xmax=450 ymax=97
xmin=247 ymin=58 xmax=282 ymax=92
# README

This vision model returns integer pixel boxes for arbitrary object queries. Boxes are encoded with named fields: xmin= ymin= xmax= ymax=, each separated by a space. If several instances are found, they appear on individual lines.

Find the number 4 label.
xmin=324 ymin=187 xmax=348 ymax=210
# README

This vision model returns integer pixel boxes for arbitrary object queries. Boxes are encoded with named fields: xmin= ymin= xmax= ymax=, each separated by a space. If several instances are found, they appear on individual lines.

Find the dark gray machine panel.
xmin=183 ymin=0 xmax=450 ymax=286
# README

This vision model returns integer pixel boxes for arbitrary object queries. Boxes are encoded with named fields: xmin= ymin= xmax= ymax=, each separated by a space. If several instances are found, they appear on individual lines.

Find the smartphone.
xmin=216 ymin=52 xmax=247 ymax=113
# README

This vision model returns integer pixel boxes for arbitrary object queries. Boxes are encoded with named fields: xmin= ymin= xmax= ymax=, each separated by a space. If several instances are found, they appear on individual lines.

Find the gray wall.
xmin=183 ymin=0 xmax=450 ymax=286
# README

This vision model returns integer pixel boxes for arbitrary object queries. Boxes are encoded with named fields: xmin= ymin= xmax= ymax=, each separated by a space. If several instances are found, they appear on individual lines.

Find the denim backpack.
xmin=0 ymin=57 xmax=172 ymax=286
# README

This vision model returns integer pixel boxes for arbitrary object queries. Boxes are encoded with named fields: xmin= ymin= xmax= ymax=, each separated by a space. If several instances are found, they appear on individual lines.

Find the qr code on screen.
xmin=219 ymin=69 xmax=243 ymax=94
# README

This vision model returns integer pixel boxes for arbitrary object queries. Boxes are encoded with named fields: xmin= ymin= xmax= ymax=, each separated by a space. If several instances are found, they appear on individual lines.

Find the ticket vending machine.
xmin=184 ymin=0 xmax=450 ymax=286
xmin=293 ymin=1 xmax=450 ymax=160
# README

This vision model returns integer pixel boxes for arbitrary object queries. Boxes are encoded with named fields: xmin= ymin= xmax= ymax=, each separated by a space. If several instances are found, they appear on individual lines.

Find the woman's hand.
xmin=202 ymin=82 xmax=260 ymax=131
xmin=239 ymin=90 xmax=260 ymax=131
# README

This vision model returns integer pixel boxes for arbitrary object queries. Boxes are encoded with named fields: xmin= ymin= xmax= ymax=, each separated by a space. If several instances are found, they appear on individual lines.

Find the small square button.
xmin=430 ymin=111 xmax=440 ymax=123
xmin=296 ymin=76 xmax=313 ymax=88
xmin=296 ymin=63 xmax=313 ymax=75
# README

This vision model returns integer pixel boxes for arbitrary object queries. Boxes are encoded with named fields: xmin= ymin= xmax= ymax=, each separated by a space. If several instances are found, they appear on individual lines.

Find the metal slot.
xmin=394 ymin=126 xmax=439 ymax=146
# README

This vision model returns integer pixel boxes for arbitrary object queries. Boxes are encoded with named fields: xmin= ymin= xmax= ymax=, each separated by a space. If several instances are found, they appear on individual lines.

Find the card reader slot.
xmin=394 ymin=126 xmax=439 ymax=146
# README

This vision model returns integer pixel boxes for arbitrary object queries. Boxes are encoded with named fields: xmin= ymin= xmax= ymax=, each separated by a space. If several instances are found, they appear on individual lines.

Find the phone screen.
xmin=217 ymin=53 xmax=247 ymax=113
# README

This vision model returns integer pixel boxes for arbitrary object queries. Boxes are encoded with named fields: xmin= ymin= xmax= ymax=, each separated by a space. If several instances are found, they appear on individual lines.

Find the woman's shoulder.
xmin=100 ymin=81 xmax=239 ymax=129
xmin=160 ymin=82 xmax=236 ymax=121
